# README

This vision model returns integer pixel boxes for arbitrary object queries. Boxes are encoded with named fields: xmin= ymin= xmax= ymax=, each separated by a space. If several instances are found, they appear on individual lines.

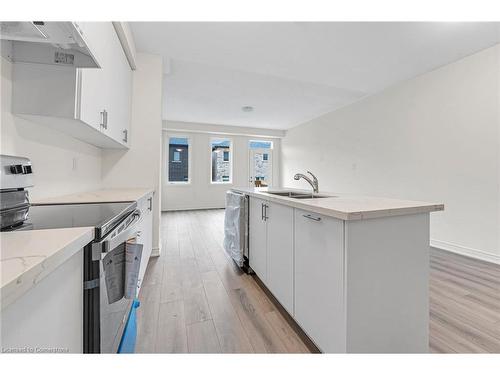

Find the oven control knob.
xmin=22 ymin=165 xmax=33 ymax=174
xmin=10 ymin=164 xmax=23 ymax=174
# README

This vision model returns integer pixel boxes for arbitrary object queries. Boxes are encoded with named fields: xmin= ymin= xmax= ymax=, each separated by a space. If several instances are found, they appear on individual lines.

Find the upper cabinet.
xmin=11 ymin=22 xmax=132 ymax=149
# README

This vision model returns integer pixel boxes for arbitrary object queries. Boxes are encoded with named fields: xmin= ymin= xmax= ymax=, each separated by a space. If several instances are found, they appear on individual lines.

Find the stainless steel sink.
xmin=267 ymin=191 xmax=334 ymax=199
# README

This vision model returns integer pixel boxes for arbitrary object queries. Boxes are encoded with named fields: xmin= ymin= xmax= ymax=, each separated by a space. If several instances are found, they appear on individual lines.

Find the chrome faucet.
xmin=293 ymin=171 xmax=319 ymax=194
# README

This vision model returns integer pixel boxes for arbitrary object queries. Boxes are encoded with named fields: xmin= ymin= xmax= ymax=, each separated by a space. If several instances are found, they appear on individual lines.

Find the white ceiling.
xmin=131 ymin=22 xmax=500 ymax=129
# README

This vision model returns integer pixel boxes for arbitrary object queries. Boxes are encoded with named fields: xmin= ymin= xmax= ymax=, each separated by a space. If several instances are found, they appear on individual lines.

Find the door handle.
xmin=303 ymin=213 xmax=321 ymax=222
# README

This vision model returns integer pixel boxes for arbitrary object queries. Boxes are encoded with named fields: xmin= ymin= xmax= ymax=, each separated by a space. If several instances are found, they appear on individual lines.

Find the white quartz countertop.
xmin=1 ymin=227 xmax=94 ymax=309
xmin=31 ymin=188 xmax=154 ymax=205
xmin=232 ymin=187 xmax=444 ymax=221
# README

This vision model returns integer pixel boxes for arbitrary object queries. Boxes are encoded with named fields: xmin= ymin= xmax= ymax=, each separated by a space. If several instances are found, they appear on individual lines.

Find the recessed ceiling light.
xmin=241 ymin=106 xmax=254 ymax=112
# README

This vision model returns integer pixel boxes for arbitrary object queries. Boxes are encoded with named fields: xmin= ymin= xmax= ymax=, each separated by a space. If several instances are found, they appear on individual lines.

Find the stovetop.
xmin=7 ymin=201 xmax=137 ymax=240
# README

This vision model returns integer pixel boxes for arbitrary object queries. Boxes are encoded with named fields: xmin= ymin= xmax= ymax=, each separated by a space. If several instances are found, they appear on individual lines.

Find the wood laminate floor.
xmin=136 ymin=209 xmax=500 ymax=353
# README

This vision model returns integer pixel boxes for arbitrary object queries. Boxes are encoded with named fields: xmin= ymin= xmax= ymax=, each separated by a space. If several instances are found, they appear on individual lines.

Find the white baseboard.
xmin=430 ymin=239 xmax=500 ymax=265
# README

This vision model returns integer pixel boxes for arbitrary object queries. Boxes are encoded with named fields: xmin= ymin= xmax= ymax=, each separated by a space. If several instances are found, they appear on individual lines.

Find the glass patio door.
xmin=249 ymin=148 xmax=273 ymax=188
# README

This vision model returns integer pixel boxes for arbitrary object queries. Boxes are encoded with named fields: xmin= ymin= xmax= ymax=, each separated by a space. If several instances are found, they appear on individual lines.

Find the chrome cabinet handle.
xmin=100 ymin=109 xmax=108 ymax=129
xmin=103 ymin=109 xmax=108 ymax=129
xmin=148 ymin=197 xmax=152 ymax=211
xmin=100 ymin=110 xmax=105 ymax=128
xmin=260 ymin=203 xmax=269 ymax=221
xmin=123 ymin=129 xmax=128 ymax=143
xmin=303 ymin=213 xmax=321 ymax=222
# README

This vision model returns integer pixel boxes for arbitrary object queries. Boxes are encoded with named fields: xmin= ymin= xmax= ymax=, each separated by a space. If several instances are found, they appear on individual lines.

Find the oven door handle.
xmin=91 ymin=209 xmax=142 ymax=260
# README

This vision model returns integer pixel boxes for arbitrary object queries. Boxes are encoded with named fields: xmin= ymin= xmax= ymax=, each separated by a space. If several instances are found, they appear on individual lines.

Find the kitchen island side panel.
xmin=1 ymin=249 xmax=84 ymax=353
xmin=344 ymin=213 xmax=430 ymax=353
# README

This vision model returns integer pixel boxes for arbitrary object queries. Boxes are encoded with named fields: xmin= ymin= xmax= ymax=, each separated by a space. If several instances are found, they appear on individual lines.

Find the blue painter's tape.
xmin=118 ymin=299 xmax=140 ymax=353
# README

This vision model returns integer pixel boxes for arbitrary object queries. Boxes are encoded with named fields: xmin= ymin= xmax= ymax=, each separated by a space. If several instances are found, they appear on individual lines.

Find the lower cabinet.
xmin=293 ymin=209 xmax=346 ymax=353
xmin=267 ymin=202 xmax=294 ymax=314
xmin=249 ymin=197 xmax=294 ymax=314
xmin=249 ymin=197 xmax=268 ymax=282
xmin=248 ymin=198 xmax=345 ymax=352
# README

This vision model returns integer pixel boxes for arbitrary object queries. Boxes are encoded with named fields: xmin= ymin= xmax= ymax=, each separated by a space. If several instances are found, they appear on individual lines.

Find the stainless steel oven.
xmin=86 ymin=207 xmax=143 ymax=353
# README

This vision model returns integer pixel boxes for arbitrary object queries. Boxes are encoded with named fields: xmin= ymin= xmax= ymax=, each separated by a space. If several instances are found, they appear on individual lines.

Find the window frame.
xmin=167 ymin=134 xmax=191 ymax=185
xmin=210 ymin=137 xmax=233 ymax=184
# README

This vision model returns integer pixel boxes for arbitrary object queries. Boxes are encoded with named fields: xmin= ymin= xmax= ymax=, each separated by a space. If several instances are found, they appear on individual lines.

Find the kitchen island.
xmin=231 ymin=187 xmax=444 ymax=353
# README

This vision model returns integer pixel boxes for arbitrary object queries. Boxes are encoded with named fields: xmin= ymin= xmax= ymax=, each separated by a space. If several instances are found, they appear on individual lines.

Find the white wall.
xmin=102 ymin=53 xmax=163 ymax=255
xmin=1 ymin=57 xmax=102 ymax=199
xmin=162 ymin=121 xmax=282 ymax=211
xmin=281 ymin=45 xmax=500 ymax=264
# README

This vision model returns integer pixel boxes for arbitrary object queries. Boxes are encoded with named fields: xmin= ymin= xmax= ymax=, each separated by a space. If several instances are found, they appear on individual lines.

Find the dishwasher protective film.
xmin=224 ymin=191 xmax=246 ymax=267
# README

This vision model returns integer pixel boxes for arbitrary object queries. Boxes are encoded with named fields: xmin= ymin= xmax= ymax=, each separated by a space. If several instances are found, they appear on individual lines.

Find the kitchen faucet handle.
xmin=306 ymin=171 xmax=318 ymax=181
xmin=306 ymin=171 xmax=319 ymax=193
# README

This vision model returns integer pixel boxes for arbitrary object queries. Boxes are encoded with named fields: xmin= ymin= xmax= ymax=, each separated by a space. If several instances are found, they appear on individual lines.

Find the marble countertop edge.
xmin=231 ymin=187 xmax=444 ymax=221
xmin=1 ymin=227 xmax=94 ymax=310
xmin=31 ymin=188 xmax=154 ymax=205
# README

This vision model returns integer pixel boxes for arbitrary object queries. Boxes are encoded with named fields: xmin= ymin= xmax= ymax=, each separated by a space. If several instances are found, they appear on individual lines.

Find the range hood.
xmin=0 ymin=22 xmax=100 ymax=68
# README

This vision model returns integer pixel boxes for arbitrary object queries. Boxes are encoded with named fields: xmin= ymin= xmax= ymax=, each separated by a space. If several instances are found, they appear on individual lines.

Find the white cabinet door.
xmin=77 ymin=21 xmax=131 ymax=146
xmin=266 ymin=202 xmax=294 ymax=314
xmin=294 ymin=209 xmax=346 ymax=353
xmin=76 ymin=22 xmax=114 ymax=131
xmin=106 ymin=29 xmax=132 ymax=145
xmin=249 ymin=197 xmax=268 ymax=283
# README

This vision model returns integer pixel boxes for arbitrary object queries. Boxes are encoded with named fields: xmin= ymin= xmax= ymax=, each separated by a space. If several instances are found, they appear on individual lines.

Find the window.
xmin=249 ymin=140 xmax=273 ymax=149
xmin=211 ymin=138 xmax=232 ymax=183
xmin=168 ymin=136 xmax=190 ymax=183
